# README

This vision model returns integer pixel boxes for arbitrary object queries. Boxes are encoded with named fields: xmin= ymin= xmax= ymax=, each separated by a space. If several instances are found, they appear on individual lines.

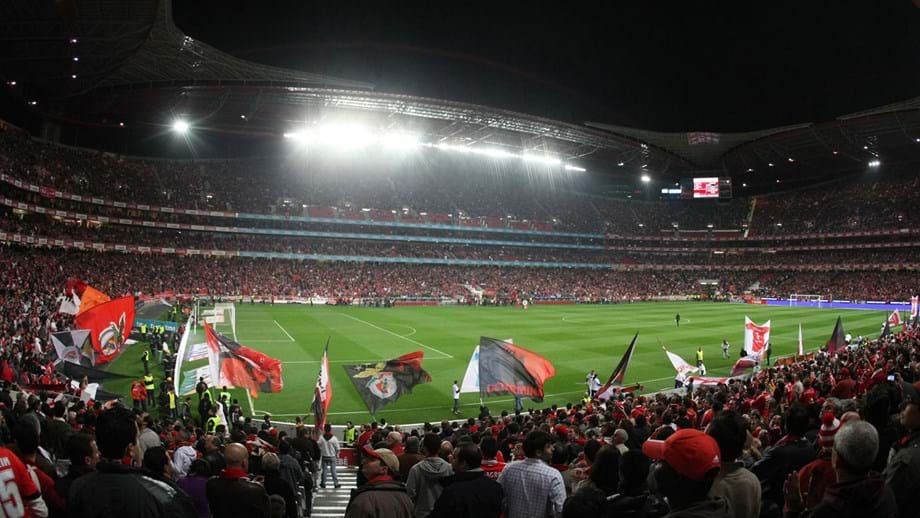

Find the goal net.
xmin=199 ymin=302 xmax=237 ymax=339
xmin=789 ymin=294 xmax=824 ymax=308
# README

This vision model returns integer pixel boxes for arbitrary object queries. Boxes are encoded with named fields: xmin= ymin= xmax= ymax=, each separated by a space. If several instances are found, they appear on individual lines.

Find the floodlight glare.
xmin=319 ymin=124 xmax=372 ymax=147
xmin=380 ymin=132 xmax=420 ymax=149
xmin=868 ymin=159 xmax=881 ymax=168
xmin=564 ymin=164 xmax=586 ymax=172
xmin=172 ymin=120 xmax=190 ymax=133
xmin=477 ymin=148 xmax=517 ymax=159
xmin=522 ymin=153 xmax=561 ymax=166
xmin=640 ymin=174 xmax=651 ymax=183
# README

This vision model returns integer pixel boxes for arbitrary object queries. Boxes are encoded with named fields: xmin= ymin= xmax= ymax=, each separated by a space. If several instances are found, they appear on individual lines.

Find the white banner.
xmin=744 ymin=317 xmax=771 ymax=358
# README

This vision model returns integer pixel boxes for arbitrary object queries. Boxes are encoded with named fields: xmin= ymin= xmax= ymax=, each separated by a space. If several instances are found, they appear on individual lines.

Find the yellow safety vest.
xmin=219 ymin=391 xmax=232 ymax=404
xmin=168 ymin=391 xmax=177 ymax=409
xmin=696 ymin=350 xmax=704 ymax=362
xmin=344 ymin=427 xmax=357 ymax=444
xmin=140 ymin=323 xmax=147 ymax=334
xmin=143 ymin=375 xmax=155 ymax=390
xmin=207 ymin=416 xmax=220 ymax=433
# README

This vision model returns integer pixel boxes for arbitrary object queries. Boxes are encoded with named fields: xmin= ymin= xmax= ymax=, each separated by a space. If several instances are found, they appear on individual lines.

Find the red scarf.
xmin=368 ymin=474 xmax=394 ymax=484
xmin=219 ymin=467 xmax=250 ymax=480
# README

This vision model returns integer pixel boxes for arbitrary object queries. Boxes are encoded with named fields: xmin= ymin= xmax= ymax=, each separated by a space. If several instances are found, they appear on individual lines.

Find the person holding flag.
xmin=312 ymin=339 xmax=332 ymax=432
xmin=452 ymin=380 xmax=461 ymax=415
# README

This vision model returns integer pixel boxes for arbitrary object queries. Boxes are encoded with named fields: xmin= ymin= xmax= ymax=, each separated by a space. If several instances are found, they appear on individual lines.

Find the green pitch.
xmin=107 ymin=302 xmax=887 ymax=425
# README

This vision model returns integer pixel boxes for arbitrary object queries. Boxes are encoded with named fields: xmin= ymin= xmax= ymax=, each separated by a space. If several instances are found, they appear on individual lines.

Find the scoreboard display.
xmin=667 ymin=177 xmax=733 ymax=200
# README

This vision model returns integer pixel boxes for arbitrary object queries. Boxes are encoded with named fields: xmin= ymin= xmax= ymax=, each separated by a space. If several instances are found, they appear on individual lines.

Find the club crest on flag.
xmin=367 ymin=371 xmax=397 ymax=399
xmin=99 ymin=313 xmax=127 ymax=356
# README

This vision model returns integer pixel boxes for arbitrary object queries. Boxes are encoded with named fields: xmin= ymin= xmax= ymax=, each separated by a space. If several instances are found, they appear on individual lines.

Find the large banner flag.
xmin=597 ymin=332 xmax=639 ymax=400
xmin=798 ymin=323 xmax=804 ymax=357
xmin=51 ymin=330 xmax=94 ymax=366
xmin=58 ymin=278 xmax=111 ymax=316
xmin=312 ymin=339 xmax=332 ymax=432
xmin=178 ymin=365 xmax=213 ymax=396
xmin=687 ymin=376 xmax=730 ymax=387
xmin=912 ymin=296 xmax=919 ymax=319
xmin=204 ymin=323 xmax=283 ymax=398
xmin=888 ymin=310 xmax=902 ymax=327
xmin=663 ymin=347 xmax=699 ymax=378
xmin=826 ymin=316 xmax=847 ymax=356
xmin=74 ymin=296 xmax=135 ymax=364
xmin=461 ymin=338 xmax=513 ymax=394
xmin=478 ymin=337 xmax=556 ymax=402
xmin=344 ymin=351 xmax=431 ymax=415
xmin=730 ymin=354 xmax=761 ymax=377
xmin=744 ymin=317 xmax=771 ymax=359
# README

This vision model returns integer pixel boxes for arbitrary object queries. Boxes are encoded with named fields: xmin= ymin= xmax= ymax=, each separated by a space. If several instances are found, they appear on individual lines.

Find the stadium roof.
xmin=3 ymin=0 xmax=920 ymax=188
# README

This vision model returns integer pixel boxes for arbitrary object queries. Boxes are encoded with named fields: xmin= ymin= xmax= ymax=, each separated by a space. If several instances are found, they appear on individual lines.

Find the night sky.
xmin=174 ymin=1 xmax=920 ymax=133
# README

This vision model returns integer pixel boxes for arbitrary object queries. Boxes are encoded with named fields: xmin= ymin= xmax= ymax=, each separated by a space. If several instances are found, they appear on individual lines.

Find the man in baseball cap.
xmin=643 ymin=428 xmax=732 ymax=517
xmin=345 ymin=446 xmax=414 ymax=518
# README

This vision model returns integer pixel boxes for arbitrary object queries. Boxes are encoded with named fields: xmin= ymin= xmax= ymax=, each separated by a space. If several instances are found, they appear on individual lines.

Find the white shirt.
xmin=453 ymin=384 xmax=460 ymax=399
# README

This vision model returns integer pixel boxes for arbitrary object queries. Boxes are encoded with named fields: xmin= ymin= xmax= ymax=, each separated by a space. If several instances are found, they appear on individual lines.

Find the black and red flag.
xmin=597 ymin=332 xmax=639 ymax=400
xmin=479 ymin=337 xmax=556 ymax=402
xmin=204 ymin=323 xmax=283 ymax=398
xmin=826 ymin=316 xmax=847 ymax=356
xmin=344 ymin=351 xmax=431 ymax=416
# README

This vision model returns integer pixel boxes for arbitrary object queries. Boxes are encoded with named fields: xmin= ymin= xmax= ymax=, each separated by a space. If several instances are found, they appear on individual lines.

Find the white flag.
xmin=664 ymin=349 xmax=698 ymax=377
xmin=797 ymin=323 xmax=804 ymax=356
xmin=461 ymin=338 xmax=512 ymax=394
xmin=744 ymin=317 xmax=772 ymax=359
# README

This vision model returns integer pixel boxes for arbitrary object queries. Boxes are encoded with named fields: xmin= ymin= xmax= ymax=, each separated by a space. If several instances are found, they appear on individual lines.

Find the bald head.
xmin=224 ymin=442 xmax=248 ymax=469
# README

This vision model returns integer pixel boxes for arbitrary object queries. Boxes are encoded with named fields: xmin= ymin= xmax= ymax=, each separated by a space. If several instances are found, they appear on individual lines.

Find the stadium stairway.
xmin=311 ymin=466 xmax=358 ymax=517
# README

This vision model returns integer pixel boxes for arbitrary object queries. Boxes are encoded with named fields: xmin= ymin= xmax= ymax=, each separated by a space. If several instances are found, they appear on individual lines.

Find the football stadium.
xmin=2 ymin=2 xmax=920 ymax=517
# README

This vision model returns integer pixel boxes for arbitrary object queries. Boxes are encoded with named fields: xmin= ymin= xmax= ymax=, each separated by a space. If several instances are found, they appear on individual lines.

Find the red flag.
xmin=888 ymin=310 xmax=902 ymax=327
xmin=479 ymin=337 xmax=556 ymax=401
xmin=204 ymin=323 xmax=283 ymax=398
xmin=74 ymin=296 xmax=135 ymax=364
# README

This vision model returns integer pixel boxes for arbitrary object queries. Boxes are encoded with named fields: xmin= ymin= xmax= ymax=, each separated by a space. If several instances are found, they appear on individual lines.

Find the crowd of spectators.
xmin=4 ymin=123 xmax=920 ymax=238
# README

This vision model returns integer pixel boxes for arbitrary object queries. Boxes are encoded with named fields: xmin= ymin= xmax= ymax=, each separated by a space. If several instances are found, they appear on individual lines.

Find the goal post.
xmin=789 ymin=294 xmax=823 ymax=308
xmin=199 ymin=302 xmax=237 ymax=340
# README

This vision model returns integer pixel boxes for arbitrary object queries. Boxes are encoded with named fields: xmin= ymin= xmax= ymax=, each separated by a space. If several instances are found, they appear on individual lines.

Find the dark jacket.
xmin=882 ymin=431 xmax=920 ymax=518
xmin=69 ymin=460 xmax=198 ymax=518
xmin=664 ymin=497 xmax=732 ymax=518
xmin=345 ymin=477 xmax=414 ymax=518
xmin=428 ymin=470 xmax=503 ymax=518
xmin=789 ymin=476 xmax=898 ymax=518
xmin=263 ymin=470 xmax=298 ymax=518
xmin=752 ymin=436 xmax=814 ymax=508
xmin=206 ymin=468 xmax=270 ymax=518
xmin=606 ymin=490 xmax=669 ymax=518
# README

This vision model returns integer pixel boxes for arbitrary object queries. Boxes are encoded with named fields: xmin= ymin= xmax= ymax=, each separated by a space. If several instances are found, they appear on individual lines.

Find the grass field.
xmin=105 ymin=302 xmax=887 ymax=425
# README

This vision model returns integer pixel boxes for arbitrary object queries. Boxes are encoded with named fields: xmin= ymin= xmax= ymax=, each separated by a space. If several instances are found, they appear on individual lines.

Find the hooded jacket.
xmin=406 ymin=456 xmax=453 ymax=518
xmin=345 ymin=477 xmax=414 ymax=518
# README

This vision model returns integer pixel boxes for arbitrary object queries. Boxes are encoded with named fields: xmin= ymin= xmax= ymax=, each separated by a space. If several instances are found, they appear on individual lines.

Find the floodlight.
xmin=868 ymin=159 xmax=881 ymax=168
xmin=564 ymin=164 xmax=586 ymax=172
xmin=522 ymin=153 xmax=561 ymax=166
xmin=640 ymin=174 xmax=651 ymax=183
xmin=477 ymin=148 xmax=517 ymax=159
xmin=172 ymin=120 xmax=190 ymax=133
xmin=319 ymin=124 xmax=372 ymax=147
xmin=380 ymin=132 xmax=420 ymax=149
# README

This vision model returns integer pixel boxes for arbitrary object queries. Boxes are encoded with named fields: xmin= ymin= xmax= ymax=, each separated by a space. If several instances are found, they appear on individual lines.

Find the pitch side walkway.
xmin=311 ymin=465 xmax=358 ymax=517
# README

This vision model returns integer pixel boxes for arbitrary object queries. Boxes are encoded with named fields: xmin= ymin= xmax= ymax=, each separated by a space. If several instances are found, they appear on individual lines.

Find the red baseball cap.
xmin=642 ymin=428 xmax=721 ymax=481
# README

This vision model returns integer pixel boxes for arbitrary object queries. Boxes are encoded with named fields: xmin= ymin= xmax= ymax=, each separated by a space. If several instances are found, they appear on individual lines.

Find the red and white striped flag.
xmin=888 ymin=310 xmax=902 ymax=327
xmin=312 ymin=338 xmax=332 ymax=432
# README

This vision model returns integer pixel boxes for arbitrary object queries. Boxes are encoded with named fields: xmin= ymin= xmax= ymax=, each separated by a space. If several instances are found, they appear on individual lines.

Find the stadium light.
xmin=318 ymin=124 xmax=373 ymax=147
xmin=640 ymin=174 xmax=651 ymax=183
xmin=868 ymin=159 xmax=881 ymax=168
xmin=564 ymin=164 xmax=586 ymax=172
xmin=380 ymin=132 xmax=420 ymax=149
xmin=172 ymin=120 xmax=190 ymax=134
xmin=617 ymin=162 xmax=625 ymax=167
xmin=768 ymin=162 xmax=774 ymax=167
xmin=522 ymin=153 xmax=561 ymax=166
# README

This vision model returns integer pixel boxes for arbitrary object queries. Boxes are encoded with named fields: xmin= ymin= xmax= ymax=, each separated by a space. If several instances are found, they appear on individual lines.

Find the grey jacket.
xmin=406 ymin=457 xmax=453 ymax=518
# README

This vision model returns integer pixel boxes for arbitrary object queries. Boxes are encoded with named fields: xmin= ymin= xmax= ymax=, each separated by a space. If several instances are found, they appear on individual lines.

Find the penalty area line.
xmin=336 ymin=312 xmax=453 ymax=359
xmin=273 ymin=320 xmax=296 ymax=342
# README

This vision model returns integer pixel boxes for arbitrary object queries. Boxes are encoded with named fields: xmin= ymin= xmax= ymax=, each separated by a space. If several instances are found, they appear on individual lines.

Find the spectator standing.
xmin=397 ymin=436 xmax=424 ymax=480
xmin=605 ymin=450 xmax=668 ymax=518
xmin=883 ymin=382 xmax=920 ymax=517
xmin=752 ymin=404 xmax=814 ymax=512
xmin=346 ymin=447 xmax=413 ymax=518
xmin=642 ymin=428 xmax=731 ymax=518
xmin=318 ymin=423 xmax=341 ymax=489
xmin=177 ymin=460 xmax=212 ymax=518
xmin=707 ymin=410 xmax=762 ymax=518
xmin=428 ymin=443 xmax=503 ymax=518
xmin=479 ymin=435 xmax=506 ymax=480
xmin=69 ymin=405 xmax=197 ymax=518
xmin=498 ymin=430 xmax=565 ymax=518
xmin=206 ymin=442 xmax=270 ymax=518
xmin=137 ymin=415 xmax=161 ymax=463
xmin=452 ymin=380 xmax=460 ymax=415
xmin=261 ymin=453 xmax=298 ymax=518
xmin=406 ymin=433 xmax=453 ymax=518
xmin=786 ymin=421 xmax=897 ymax=518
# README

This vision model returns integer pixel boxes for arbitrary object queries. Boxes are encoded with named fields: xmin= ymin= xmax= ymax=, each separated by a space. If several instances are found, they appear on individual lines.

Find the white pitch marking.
xmin=273 ymin=320 xmax=295 ymax=342
xmin=336 ymin=312 xmax=453 ymax=358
